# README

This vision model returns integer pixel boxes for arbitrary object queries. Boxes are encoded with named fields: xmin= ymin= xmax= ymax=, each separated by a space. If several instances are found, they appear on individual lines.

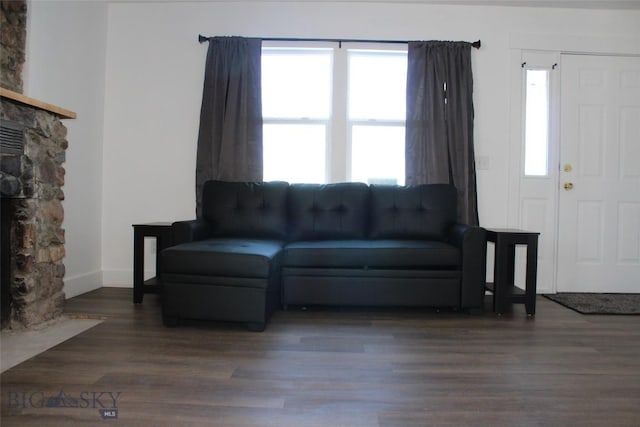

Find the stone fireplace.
xmin=1 ymin=91 xmax=74 ymax=329
xmin=1 ymin=0 xmax=75 ymax=329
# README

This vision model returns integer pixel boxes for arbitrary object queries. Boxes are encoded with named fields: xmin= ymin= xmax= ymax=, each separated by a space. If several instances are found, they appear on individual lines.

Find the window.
xmin=524 ymin=68 xmax=551 ymax=176
xmin=348 ymin=50 xmax=407 ymax=185
xmin=262 ymin=45 xmax=407 ymax=184
xmin=262 ymin=48 xmax=332 ymax=183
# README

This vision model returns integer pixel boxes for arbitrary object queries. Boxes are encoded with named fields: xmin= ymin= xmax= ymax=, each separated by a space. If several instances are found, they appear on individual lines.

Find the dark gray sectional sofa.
xmin=160 ymin=180 xmax=487 ymax=331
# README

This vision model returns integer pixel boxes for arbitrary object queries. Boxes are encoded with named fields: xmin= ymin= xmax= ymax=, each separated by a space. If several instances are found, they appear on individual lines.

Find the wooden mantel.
xmin=0 ymin=87 xmax=76 ymax=119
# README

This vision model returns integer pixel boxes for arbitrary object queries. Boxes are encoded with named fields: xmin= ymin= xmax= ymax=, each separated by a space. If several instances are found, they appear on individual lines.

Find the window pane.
xmin=351 ymin=125 xmax=405 ymax=185
xmin=262 ymin=49 xmax=332 ymax=119
xmin=524 ymin=69 xmax=550 ymax=176
xmin=263 ymin=124 xmax=326 ymax=183
xmin=348 ymin=51 xmax=407 ymax=121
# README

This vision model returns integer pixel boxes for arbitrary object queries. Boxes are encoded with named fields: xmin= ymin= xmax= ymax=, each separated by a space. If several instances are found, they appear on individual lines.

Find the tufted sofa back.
xmin=202 ymin=180 xmax=289 ymax=240
xmin=369 ymin=184 xmax=457 ymax=240
xmin=200 ymin=180 xmax=458 ymax=242
xmin=288 ymin=182 xmax=370 ymax=241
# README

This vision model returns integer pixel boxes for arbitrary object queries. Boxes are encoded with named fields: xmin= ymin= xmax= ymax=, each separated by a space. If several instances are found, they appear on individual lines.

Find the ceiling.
xmin=413 ymin=0 xmax=640 ymax=9
xmin=110 ymin=0 xmax=640 ymax=9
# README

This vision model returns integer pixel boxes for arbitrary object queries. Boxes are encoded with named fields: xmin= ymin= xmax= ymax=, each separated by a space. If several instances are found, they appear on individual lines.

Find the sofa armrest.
xmin=171 ymin=219 xmax=213 ymax=245
xmin=449 ymin=224 xmax=487 ymax=310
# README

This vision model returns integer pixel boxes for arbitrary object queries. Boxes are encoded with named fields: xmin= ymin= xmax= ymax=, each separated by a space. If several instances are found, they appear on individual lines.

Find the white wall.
xmin=24 ymin=1 xmax=637 ymax=287
xmin=101 ymin=1 xmax=640 ymax=285
xmin=26 ymin=0 xmax=108 ymax=297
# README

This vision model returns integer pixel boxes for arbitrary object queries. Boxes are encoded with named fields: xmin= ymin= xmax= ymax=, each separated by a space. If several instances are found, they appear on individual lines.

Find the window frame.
xmin=261 ymin=42 xmax=407 ymax=184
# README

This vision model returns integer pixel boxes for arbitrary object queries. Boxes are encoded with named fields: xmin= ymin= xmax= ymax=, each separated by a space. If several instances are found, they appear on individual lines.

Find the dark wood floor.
xmin=1 ymin=288 xmax=639 ymax=426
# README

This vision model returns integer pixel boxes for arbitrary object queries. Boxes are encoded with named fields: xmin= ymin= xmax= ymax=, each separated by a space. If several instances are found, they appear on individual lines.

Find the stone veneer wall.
xmin=0 ymin=0 xmax=27 ymax=92
xmin=1 ymin=99 xmax=67 ymax=329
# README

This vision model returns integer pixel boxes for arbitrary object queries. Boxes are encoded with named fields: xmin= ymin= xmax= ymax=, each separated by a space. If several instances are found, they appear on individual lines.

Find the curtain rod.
xmin=198 ymin=34 xmax=481 ymax=49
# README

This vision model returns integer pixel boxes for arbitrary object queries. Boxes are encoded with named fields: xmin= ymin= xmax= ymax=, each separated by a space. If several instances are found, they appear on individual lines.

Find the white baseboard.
xmin=64 ymin=270 xmax=103 ymax=298
xmin=537 ymin=285 xmax=553 ymax=294
xmin=101 ymin=269 xmax=153 ymax=288
xmin=101 ymin=269 xmax=132 ymax=287
xmin=105 ymin=282 xmax=134 ymax=288
xmin=86 ymin=271 xmax=557 ymax=295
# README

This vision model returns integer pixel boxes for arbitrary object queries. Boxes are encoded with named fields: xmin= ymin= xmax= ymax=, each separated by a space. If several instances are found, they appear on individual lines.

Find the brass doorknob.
xmin=564 ymin=182 xmax=574 ymax=190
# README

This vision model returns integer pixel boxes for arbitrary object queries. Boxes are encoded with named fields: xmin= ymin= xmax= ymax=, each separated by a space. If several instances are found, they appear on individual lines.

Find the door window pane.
xmin=524 ymin=69 xmax=550 ymax=176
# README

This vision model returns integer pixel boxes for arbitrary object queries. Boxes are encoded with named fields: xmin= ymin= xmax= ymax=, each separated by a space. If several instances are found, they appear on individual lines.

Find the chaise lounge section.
xmin=160 ymin=180 xmax=486 ymax=331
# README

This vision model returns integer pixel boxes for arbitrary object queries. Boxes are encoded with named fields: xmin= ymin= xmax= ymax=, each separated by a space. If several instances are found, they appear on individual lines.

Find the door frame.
xmin=506 ymin=33 xmax=640 ymax=294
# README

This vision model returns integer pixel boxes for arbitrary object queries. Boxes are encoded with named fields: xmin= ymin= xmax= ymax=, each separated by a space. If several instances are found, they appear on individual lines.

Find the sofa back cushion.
xmin=369 ymin=183 xmax=457 ymax=240
xmin=289 ymin=182 xmax=369 ymax=241
xmin=202 ymin=180 xmax=289 ymax=240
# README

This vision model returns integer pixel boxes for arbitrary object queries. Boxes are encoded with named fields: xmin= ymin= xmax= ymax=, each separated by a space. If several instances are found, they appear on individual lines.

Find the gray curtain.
xmin=405 ymin=41 xmax=479 ymax=225
xmin=196 ymin=37 xmax=263 ymax=217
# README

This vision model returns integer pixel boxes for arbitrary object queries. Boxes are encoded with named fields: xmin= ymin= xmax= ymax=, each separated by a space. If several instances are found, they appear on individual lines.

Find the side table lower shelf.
xmin=133 ymin=222 xmax=173 ymax=304
xmin=485 ymin=282 xmax=528 ymax=307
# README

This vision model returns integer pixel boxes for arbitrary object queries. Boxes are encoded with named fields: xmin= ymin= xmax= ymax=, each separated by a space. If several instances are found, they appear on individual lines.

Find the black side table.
xmin=132 ymin=222 xmax=173 ymax=304
xmin=486 ymin=228 xmax=540 ymax=316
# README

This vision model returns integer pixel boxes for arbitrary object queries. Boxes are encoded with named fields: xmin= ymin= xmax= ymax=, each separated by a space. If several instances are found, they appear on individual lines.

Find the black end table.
xmin=132 ymin=222 xmax=173 ymax=304
xmin=486 ymin=228 xmax=540 ymax=316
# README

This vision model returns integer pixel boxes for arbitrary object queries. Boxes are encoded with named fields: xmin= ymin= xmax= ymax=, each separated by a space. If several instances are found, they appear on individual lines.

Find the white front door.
xmin=557 ymin=54 xmax=640 ymax=293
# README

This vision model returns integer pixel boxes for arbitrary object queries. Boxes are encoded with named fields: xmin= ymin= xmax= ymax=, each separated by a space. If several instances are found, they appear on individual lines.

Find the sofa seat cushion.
xmin=162 ymin=238 xmax=284 ymax=279
xmin=282 ymin=240 xmax=460 ymax=269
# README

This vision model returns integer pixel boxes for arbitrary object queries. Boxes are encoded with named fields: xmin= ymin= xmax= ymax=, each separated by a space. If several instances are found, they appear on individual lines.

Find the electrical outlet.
xmin=476 ymin=155 xmax=490 ymax=171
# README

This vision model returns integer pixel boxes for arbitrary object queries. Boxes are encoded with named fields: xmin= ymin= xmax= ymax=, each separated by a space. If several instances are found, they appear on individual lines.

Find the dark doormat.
xmin=544 ymin=293 xmax=640 ymax=315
